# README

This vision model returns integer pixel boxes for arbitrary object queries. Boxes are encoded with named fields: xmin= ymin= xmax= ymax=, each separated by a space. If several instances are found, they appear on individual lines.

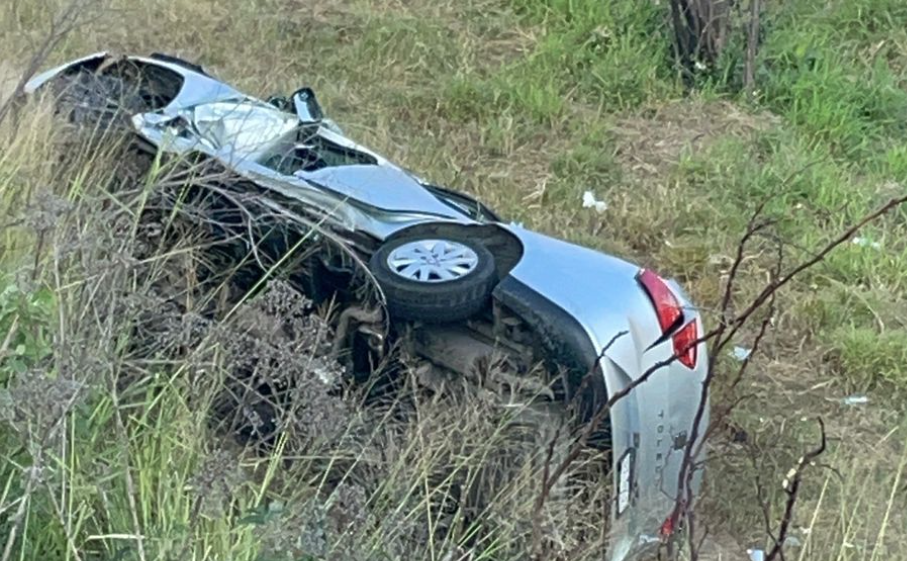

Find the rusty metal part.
xmin=332 ymin=305 xmax=384 ymax=357
xmin=411 ymin=323 xmax=555 ymax=402
xmin=411 ymin=325 xmax=511 ymax=379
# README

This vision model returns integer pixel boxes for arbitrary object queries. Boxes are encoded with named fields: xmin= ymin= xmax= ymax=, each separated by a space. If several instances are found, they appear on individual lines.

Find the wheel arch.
xmin=493 ymin=275 xmax=611 ymax=448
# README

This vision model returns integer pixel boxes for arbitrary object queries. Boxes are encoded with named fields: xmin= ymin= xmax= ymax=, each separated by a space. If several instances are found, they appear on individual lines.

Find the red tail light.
xmin=672 ymin=319 xmax=698 ymax=369
xmin=637 ymin=269 xmax=682 ymax=333
xmin=659 ymin=514 xmax=676 ymax=538
xmin=637 ymin=269 xmax=698 ymax=369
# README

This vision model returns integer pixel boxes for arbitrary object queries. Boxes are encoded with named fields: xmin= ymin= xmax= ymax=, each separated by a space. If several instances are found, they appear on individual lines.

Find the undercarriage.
xmin=40 ymin=56 xmax=614 ymax=504
xmin=123 ymin=150 xmax=614 ymax=461
xmin=28 ymin=53 xmax=636 ymax=558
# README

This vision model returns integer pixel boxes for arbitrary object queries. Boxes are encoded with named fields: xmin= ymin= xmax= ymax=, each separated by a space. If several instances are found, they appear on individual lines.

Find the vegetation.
xmin=1 ymin=0 xmax=906 ymax=560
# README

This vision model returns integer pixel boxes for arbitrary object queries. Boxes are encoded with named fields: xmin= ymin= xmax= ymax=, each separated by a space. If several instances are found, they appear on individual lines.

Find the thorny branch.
xmin=530 ymin=186 xmax=907 ymax=559
xmin=0 ymin=0 xmax=106 ymax=128
xmin=676 ymin=193 xmax=907 ymax=559
xmin=748 ymin=441 xmax=780 ymax=553
xmin=764 ymin=419 xmax=827 ymax=561
xmin=531 ymin=329 xmax=627 ymax=554
xmin=531 ymin=199 xmax=775 ymax=542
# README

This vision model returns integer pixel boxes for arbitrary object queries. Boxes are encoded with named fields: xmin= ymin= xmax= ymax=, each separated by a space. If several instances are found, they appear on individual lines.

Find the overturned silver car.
xmin=27 ymin=53 xmax=709 ymax=559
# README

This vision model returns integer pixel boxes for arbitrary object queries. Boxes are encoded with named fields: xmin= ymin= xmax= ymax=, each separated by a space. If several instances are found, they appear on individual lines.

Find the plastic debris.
xmin=852 ymin=236 xmax=882 ymax=250
xmin=747 ymin=549 xmax=765 ymax=561
xmin=840 ymin=395 xmax=869 ymax=406
xmin=731 ymin=346 xmax=752 ymax=361
xmin=784 ymin=536 xmax=802 ymax=547
xmin=582 ymin=191 xmax=608 ymax=213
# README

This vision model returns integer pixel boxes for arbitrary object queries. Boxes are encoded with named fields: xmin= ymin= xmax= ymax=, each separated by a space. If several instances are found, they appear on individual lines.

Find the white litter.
xmin=747 ymin=548 xmax=765 ymax=561
xmin=582 ymin=191 xmax=608 ymax=213
xmin=840 ymin=395 xmax=869 ymax=406
xmin=852 ymin=237 xmax=882 ymax=250
xmin=731 ymin=346 xmax=752 ymax=361
xmin=784 ymin=536 xmax=803 ymax=547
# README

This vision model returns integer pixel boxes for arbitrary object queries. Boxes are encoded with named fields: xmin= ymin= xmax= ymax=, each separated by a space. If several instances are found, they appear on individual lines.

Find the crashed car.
xmin=27 ymin=52 xmax=709 ymax=559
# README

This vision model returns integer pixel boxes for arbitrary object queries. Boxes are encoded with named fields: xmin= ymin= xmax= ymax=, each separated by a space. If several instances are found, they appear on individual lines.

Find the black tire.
xmin=369 ymin=235 xmax=497 ymax=323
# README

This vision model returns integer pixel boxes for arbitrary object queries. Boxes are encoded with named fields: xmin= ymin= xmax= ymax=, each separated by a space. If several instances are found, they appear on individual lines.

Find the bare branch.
xmin=0 ymin=0 xmax=105 ymax=127
xmin=764 ymin=419 xmax=827 ymax=561
xmin=674 ymin=192 xmax=906 ymax=559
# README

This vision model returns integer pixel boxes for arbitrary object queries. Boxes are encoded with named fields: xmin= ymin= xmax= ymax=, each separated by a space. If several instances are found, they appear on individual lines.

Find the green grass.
xmin=829 ymin=326 xmax=907 ymax=388
xmin=2 ymin=0 xmax=907 ymax=559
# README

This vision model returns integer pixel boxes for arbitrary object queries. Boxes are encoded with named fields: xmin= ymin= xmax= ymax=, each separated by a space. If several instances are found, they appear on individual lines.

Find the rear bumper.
xmin=495 ymin=225 xmax=709 ymax=560
xmin=602 ymin=317 xmax=709 ymax=560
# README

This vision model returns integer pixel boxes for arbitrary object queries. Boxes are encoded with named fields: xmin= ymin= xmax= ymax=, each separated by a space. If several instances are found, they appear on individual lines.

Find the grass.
xmin=1 ymin=0 xmax=907 ymax=559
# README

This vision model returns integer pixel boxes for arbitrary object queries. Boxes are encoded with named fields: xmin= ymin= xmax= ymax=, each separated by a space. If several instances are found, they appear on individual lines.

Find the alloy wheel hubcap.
xmin=387 ymin=239 xmax=479 ymax=283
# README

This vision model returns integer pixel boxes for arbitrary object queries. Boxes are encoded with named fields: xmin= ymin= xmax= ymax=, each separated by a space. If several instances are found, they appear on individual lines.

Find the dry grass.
xmin=0 ymin=99 xmax=615 ymax=560
xmin=611 ymin=98 xmax=781 ymax=183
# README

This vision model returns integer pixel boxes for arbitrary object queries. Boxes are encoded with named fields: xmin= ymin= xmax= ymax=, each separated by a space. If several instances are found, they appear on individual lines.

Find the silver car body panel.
xmin=24 ymin=51 xmax=111 ymax=94
xmin=297 ymin=164 xmax=467 ymax=219
xmin=501 ymin=225 xmax=709 ymax=556
xmin=27 ymin=53 xmax=709 ymax=560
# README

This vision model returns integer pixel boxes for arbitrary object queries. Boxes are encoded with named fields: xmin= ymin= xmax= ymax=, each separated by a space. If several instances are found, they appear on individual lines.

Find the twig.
xmin=728 ymin=194 xmax=907 ymax=340
xmin=530 ymin=330 xmax=626 ymax=557
xmin=0 ymin=0 xmax=104 ymax=127
xmin=534 ymin=331 xmax=627 ymax=502
xmin=675 ymin=194 xmax=907 ymax=559
xmin=748 ymin=443 xmax=779 ymax=552
xmin=765 ymin=419 xmax=827 ymax=561
xmin=718 ymin=198 xmax=773 ymax=323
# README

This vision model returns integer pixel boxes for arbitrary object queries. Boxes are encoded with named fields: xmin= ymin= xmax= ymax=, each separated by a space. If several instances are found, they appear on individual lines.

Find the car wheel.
xmin=369 ymin=236 xmax=497 ymax=323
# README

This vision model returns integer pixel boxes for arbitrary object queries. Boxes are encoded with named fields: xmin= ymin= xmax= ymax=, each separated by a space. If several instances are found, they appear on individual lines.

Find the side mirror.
xmin=291 ymin=87 xmax=324 ymax=124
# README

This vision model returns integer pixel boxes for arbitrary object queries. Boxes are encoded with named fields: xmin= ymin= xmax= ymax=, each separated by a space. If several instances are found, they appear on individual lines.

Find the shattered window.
xmin=189 ymin=99 xmax=378 ymax=174
xmin=261 ymin=134 xmax=377 ymax=175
